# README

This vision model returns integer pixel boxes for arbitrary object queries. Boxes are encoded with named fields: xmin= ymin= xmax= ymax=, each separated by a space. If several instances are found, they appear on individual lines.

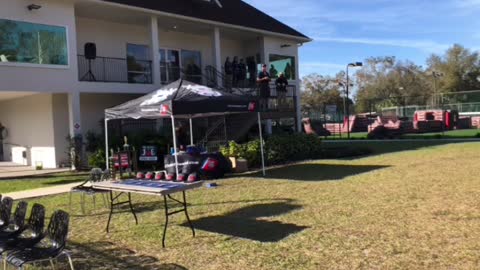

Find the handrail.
xmin=197 ymin=117 xmax=226 ymax=147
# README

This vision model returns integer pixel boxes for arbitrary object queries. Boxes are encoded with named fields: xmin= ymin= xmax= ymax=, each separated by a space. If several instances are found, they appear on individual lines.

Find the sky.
xmin=244 ymin=0 xmax=480 ymax=78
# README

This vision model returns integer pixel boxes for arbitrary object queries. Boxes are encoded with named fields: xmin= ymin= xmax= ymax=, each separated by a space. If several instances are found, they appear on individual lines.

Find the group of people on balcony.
xmin=222 ymin=56 xmax=290 ymax=110
xmin=224 ymin=56 xmax=250 ymax=89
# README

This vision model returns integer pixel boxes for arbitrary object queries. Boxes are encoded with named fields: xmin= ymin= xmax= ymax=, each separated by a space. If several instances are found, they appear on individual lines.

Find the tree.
xmin=426 ymin=44 xmax=480 ymax=97
xmin=301 ymin=72 xmax=352 ymax=115
xmin=354 ymin=57 xmax=431 ymax=113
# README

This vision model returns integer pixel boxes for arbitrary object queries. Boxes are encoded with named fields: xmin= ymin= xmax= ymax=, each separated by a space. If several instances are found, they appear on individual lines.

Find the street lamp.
xmin=346 ymin=62 xmax=363 ymax=139
xmin=431 ymin=71 xmax=444 ymax=108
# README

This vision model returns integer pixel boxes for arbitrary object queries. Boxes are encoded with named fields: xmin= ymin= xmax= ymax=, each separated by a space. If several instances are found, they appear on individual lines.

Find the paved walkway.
xmin=3 ymin=182 xmax=82 ymax=200
xmin=0 ymin=162 xmax=69 ymax=180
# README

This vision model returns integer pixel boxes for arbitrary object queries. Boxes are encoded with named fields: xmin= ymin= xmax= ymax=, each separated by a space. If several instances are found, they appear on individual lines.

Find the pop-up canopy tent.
xmin=104 ymin=79 xmax=266 ymax=176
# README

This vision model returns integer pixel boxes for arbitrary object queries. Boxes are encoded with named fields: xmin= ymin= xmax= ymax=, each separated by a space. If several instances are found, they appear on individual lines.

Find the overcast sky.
xmin=244 ymin=0 xmax=480 ymax=78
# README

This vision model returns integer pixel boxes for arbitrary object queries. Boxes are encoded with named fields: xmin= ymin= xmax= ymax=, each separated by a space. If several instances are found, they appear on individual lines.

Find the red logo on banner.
xmin=160 ymin=104 xmax=170 ymax=115
xmin=248 ymin=102 xmax=256 ymax=112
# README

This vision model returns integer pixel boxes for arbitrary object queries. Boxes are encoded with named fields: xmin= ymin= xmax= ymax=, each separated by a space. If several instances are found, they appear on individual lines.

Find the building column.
xmin=259 ymin=36 xmax=268 ymax=66
xmin=68 ymin=92 xmax=82 ymax=136
xmin=212 ymin=27 xmax=223 ymax=85
xmin=150 ymin=16 xmax=161 ymax=86
xmin=260 ymin=37 xmax=273 ymax=134
xmin=295 ymin=46 xmax=302 ymax=132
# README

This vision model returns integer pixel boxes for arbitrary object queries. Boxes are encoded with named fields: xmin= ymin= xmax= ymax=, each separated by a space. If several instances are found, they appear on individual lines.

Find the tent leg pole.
xmin=189 ymin=118 xmax=194 ymax=146
xmin=105 ymin=119 xmax=109 ymax=170
xmin=258 ymin=112 xmax=266 ymax=177
xmin=171 ymin=115 xmax=180 ymax=177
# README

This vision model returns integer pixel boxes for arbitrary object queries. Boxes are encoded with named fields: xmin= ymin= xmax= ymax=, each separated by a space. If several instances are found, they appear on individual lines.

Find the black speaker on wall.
xmin=81 ymin=42 xmax=97 ymax=81
xmin=84 ymin=42 xmax=97 ymax=60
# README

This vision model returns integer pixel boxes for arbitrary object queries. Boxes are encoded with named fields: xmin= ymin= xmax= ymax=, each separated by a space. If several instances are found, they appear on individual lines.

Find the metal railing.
xmin=78 ymin=55 xmax=152 ymax=84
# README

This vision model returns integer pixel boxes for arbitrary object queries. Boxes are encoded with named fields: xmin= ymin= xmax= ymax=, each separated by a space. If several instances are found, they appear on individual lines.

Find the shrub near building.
xmin=221 ymin=134 xmax=323 ymax=168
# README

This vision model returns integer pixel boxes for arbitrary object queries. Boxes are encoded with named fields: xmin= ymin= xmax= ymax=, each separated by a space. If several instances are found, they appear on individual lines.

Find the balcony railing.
xmin=78 ymin=55 xmax=152 ymax=84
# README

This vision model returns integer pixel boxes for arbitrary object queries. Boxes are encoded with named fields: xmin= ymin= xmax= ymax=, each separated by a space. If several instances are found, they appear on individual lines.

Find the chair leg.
xmin=64 ymin=252 xmax=75 ymax=270
xmin=101 ymin=193 xmax=107 ymax=208
xmin=80 ymin=193 xmax=86 ymax=215
xmin=69 ymin=192 xmax=73 ymax=211
xmin=49 ymin=259 xmax=55 ymax=270
xmin=92 ymin=194 xmax=96 ymax=212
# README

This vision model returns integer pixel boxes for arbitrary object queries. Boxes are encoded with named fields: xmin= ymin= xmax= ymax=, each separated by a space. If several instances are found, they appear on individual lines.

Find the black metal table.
xmin=92 ymin=180 xmax=203 ymax=248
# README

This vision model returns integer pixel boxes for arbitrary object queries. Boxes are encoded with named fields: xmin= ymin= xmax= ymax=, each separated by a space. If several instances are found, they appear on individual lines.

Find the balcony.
xmin=77 ymin=55 xmax=152 ymax=84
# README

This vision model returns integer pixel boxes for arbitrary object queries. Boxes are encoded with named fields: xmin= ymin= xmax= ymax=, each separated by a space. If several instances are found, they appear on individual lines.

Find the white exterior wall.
xmin=0 ymin=0 xmax=78 ymax=93
xmin=52 ymin=94 xmax=70 ymax=166
xmin=244 ymin=37 xmax=263 ymax=62
xmin=0 ymin=94 xmax=57 ymax=168
xmin=220 ymin=38 xmax=245 ymax=68
xmin=76 ymin=17 xmax=150 ymax=59
xmin=80 ymin=93 xmax=140 ymax=134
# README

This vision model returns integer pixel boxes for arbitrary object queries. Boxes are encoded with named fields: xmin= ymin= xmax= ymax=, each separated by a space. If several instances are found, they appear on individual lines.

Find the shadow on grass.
xmin=246 ymin=163 xmax=389 ymax=181
xmin=184 ymin=202 xmax=307 ymax=242
xmin=71 ymin=197 xmax=295 ymax=219
xmin=63 ymin=241 xmax=187 ymax=270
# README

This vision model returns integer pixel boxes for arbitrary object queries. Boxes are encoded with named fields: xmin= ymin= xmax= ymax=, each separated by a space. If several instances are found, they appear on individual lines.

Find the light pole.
xmin=431 ymin=71 xmax=444 ymax=108
xmin=346 ymin=62 xmax=363 ymax=139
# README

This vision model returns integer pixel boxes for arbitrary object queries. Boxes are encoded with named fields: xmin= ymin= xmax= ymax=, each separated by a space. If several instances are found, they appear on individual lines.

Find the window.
xmin=127 ymin=44 xmax=151 ymax=84
xmin=159 ymin=49 xmax=202 ymax=84
xmin=181 ymin=50 xmax=202 ymax=84
xmin=0 ymin=19 xmax=68 ymax=66
xmin=269 ymin=54 xmax=296 ymax=80
xmin=159 ymin=49 xmax=181 ymax=84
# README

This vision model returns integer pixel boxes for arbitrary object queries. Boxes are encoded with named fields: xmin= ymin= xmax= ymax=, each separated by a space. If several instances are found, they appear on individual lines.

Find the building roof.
xmin=101 ymin=0 xmax=310 ymax=40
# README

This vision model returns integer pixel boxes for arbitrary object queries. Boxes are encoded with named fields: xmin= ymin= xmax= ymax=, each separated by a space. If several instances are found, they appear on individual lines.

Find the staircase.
xmin=197 ymin=114 xmax=258 ymax=151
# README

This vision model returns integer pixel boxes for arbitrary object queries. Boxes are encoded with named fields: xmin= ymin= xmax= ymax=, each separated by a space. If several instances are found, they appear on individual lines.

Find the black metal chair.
xmin=0 ymin=197 xmax=13 ymax=229
xmin=70 ymin=168 xmax=110 ymax=214
xmin=5 ymin=210 xmax=74 ymax=270
xmin=0 ymin=204 xmax=45 ymax=254
xmin=0 ymin=201 xmax=28 ymax=239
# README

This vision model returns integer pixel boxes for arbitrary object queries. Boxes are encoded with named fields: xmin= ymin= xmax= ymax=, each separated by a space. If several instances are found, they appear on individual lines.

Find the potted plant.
xmin=220 ymin=141 xmax=248 ymax=173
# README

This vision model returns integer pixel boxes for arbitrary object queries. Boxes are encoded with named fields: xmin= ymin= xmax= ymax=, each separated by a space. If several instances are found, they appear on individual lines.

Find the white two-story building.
xmin=0 ymin=0 xmax=310 ymax=168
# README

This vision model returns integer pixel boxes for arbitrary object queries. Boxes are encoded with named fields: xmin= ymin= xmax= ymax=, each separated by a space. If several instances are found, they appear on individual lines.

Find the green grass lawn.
xmin=0 ymin=173 xmax=86 ymax=193
xmin=402 ymin=128 xmax=480 ymax=139
xmin=8 ymin=142 xmax=480 ymax=269
xmin=322 ymin=140 xmax=463 ymax=156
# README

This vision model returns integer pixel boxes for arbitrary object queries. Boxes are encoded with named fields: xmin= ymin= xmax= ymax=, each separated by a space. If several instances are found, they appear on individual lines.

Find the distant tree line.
xmin=301 ymin=44 xmax=480 ymax=114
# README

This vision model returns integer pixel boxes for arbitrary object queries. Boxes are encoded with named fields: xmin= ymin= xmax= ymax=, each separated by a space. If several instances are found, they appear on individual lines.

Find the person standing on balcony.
xmin=275 ymin=72 xmax=288 ymax=109
xmin=224 ymin=57 xmax=233 ymax=90
xmin=257 ymin=64 xmax=271 ymax=111
xmin=232 ymin=56 xmax=239 ymax=87
xmin=239 ymin=59 xmax=247 ymax=87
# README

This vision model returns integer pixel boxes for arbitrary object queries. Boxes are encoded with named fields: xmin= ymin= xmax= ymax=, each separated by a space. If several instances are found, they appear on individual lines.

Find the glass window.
xmin=167 ymin=50 xmax=180 ymax=83
xmin=181 ymin=50 xmax=202 ymax=84
xmin=0 ymin=19 xmax=68 ymax=65
xmin=127 ymin=44 xmax=151 ymax=84
xmin=269 ymin=54 xmax=296 ymax=80
xmin=159 ymin=49 xmax=167 ymax=84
